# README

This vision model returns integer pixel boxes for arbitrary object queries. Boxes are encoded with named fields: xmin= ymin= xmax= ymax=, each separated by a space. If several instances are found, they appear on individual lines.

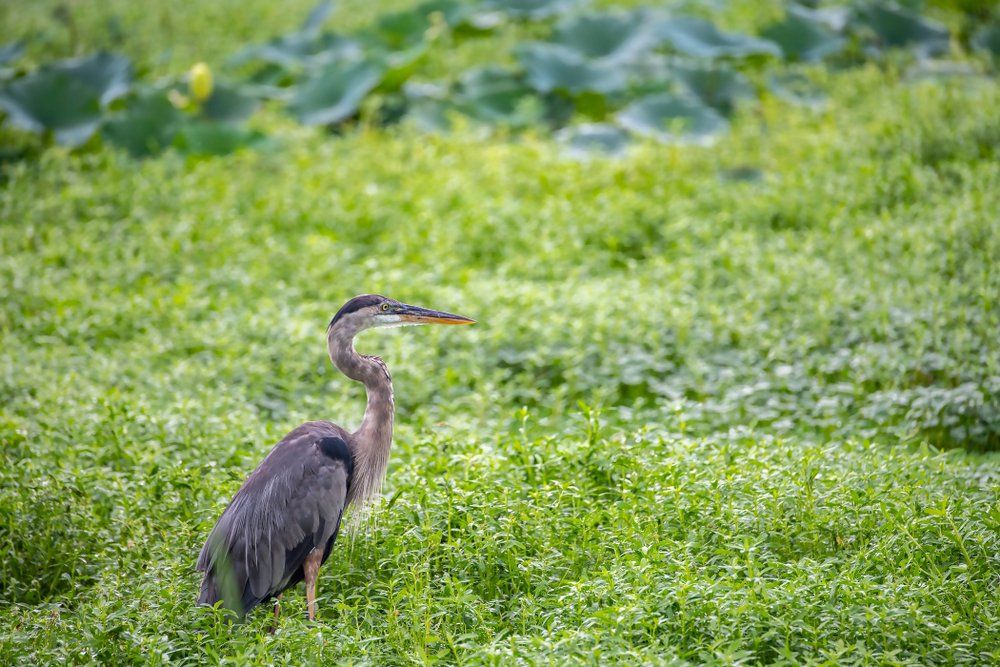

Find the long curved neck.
xmin=328 ymin=324 xmax=394 ymax=510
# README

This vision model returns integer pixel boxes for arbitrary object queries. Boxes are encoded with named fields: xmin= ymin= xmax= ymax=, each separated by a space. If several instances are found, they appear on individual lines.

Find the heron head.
xmin=328 ymin=294 xmax=475 ymax=334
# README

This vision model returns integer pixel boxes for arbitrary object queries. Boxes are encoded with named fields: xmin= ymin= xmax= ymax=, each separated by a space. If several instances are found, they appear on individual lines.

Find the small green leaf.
xmin=653 ymin=17 xmax=781 ymax=59
xmin=617 ymin=93 xmax=727 ymax=144
xmin=518 ymin=43 xmax=627 ymax=95
xmin=289 ymin=59 xmax=384 ymax=126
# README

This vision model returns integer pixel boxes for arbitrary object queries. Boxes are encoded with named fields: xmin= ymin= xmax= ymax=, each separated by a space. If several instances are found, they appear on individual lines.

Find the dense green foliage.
xmin=2 ymin=0 xmax=999 ymax=664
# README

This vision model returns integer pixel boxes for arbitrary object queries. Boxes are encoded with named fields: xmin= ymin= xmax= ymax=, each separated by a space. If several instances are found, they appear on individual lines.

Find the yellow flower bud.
xmin=189 ymin=62 xmax=213 ymax=102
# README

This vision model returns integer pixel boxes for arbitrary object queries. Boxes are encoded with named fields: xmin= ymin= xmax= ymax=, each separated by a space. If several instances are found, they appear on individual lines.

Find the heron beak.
xmin=398 ymin=304 xmax=476 ymax=326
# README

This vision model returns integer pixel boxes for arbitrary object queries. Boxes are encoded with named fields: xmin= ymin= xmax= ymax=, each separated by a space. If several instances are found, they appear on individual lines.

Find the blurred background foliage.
xmin=2 ymin=0 xmax=1000 ymax=157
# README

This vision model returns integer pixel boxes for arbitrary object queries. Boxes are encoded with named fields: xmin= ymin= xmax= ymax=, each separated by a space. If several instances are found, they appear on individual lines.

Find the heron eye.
xmin=381 ymin=303 xmax=390 ymax=311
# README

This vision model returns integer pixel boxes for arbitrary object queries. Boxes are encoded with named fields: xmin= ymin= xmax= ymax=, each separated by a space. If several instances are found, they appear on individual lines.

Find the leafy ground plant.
xmin=1 ymin=0 xmax=999 ymax=665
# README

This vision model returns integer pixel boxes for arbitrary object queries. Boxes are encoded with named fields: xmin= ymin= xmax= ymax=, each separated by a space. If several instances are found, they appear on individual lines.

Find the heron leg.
xmin=268 ymin=594 xmax=282 ymax=634
xmin=304 ymin=548 xmax=323 ymax=621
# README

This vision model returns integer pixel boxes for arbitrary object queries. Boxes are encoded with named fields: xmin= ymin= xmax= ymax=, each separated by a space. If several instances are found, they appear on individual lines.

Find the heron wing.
xmin=197 ymin=421 xmax=353 ymax=616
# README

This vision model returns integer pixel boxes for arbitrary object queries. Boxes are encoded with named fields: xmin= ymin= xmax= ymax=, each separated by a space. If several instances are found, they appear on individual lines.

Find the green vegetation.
xmin=1 ymin=0 xmax=998 ymax=664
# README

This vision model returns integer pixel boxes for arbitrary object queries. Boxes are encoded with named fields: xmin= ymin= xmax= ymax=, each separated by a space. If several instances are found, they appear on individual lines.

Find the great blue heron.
xmin=197 ymin=294 xmax=474 ymax=620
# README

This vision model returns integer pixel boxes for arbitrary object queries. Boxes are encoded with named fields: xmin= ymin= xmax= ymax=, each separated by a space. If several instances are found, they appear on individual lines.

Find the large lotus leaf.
xmin=232 ymin=31 xmax=362 ymax=69
xmin=556 ymin=123 xmax=630 ymax=157
xmin=617 ymin=93 xmax=727 ymax=144
xmin=0 ymin=69 xmax=101 ymax=146
xmin=102 ymin=92 xmax=182 ymax=157
xmin=201 ymin=83 xmax=260 ymax=123
xmin=518 ymin=43 xmax=627 ymax=94
xmin=653 ymin=17 xmax=781 ymax=58
xmin=419 ymin=0 xmax=487 ymax=28
xmin=762 ymin=6 xmax=845 ymax=62
xmin=53 ymin=52 xmax=132 ymax=106
xmin=0 ymin=41 xmax=24 ymax=66
xmin=367 ymin=0 xmax=491 ymax=49
xmin=551 ymin=12 xmax=658 ymax=64
xmin=173 ymin=121 xmax=264 ymax=156
xmin=482 ymin=0 xmax=581 ymax=20
xmin=972 ymin=22 xmax=1000 ymax=57
xmin=371 ymin=9 xmax=431 ymax=50
xmin=855 ymin=3 xmax=950 ymax=57
xmin=368 ymin=42 xmax=428 ymax=93
xmin=670 ymin=64 xmax=754 ymax=116
xmin=301 ymin=0 xmax=335 ymax=34
xmin=798 ymin=5 xmax=851 ymax=33
xmin=289 ymin=60 xmax=384 ymax=126
xmin=454 ymin=67 xmax=543 ymax=126
xmin=767 ymin=72 xmax=827 ymax=110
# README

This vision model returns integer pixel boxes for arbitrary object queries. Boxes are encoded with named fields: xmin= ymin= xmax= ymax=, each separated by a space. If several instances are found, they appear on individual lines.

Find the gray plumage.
xmin=197 ymin=294 xmax=474 ymax=619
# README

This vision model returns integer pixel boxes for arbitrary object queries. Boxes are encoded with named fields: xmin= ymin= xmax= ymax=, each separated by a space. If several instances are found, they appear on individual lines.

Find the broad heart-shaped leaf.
xmin=762 ymin=5 xmax=845 ymax=62
xmin=0 ymin=69 xmax=101 ymax=146
xmin=617 ymin=93 xmax=727 ymax=144
xmin=0 ymin=41 xmax=24 ymax=66
xmin=971 ymin=22 xmax=1000 ymax=57
xmin=551 ymin=12 xmax=658 ymax=64
xmin=670 ymin=64 xmax=754 ymax=116
xmin=200 ymin=84 xmax=260 ymax=123
xmin=652 ymin=17 xmax=781 ymax=59
xmin=172 ymin=121 xmax=264 ymax=156
xmin=517 ymin=43 xmax=627 ymax=95
xmin=767 ymin=72 xmax=827 ymax=110
xmin=454 ymin=67 xmax=544 ymax=127
xmin=102 ymin=92 xmax=183 ymax=157
xmin=482 ymin=0 xmax=581 ymax=20
xmin=854 ymin=3 xmax=950 ymax=57
xmin=289 ymin=59 xmax=384 ymax=126
xmin=556 ymin=123 xmax=630 ymax=157
xmin=54 ymin=52 xmax=132 ymax=106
